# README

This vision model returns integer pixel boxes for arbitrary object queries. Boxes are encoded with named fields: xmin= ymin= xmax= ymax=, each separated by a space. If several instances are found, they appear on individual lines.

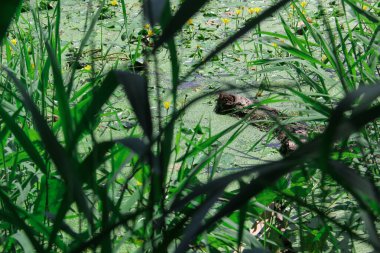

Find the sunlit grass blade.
xmin=286 ymin=87 xmax=332 ymax=117
xmin=45 ymin=41 xmax=73 ymax=145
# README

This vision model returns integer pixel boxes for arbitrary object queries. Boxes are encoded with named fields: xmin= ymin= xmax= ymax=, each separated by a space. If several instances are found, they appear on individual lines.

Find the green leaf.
xmin=116 ymin=71 xmax=153 ymax=140
xmin=0 ymin=0 xmax=22 ymax=43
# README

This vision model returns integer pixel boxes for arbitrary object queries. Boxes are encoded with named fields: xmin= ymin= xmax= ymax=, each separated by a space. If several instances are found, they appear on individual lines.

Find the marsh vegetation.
xmin=0 ymin=0 xmax=379 ymax=252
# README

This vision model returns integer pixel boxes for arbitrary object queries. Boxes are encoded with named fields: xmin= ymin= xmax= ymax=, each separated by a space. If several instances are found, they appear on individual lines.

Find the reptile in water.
xmin=215 ymin=92 xmax=308 ymax=156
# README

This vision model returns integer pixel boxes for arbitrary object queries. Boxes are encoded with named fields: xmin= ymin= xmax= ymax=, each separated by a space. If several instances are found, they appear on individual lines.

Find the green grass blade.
xmin=0 ymin=106 xmax=46 ymax=174
xmin=45 ymin=41 xmax=73 ymax=145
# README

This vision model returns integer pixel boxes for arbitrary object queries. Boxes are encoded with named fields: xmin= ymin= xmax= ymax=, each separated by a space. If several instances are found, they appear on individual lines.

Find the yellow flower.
xmin=144 ymin=23 xmax=150 ymax=30
xmin=187 ymin=18 xmax=194 ymax=25
xmin=247 ymin=8 xmax=255 ymax=14
xmin=110 ymin=0 xmax=118 ymax=6
xmin=321 ymin=55 xmax=327 ymax=62
xmin=252 ymin=7 xmax=262 ymax=14
xmin=147 ymin=29 xmax=154 ymax=37
xmin=221 ymin=18 xmax=230 ymax=24
xmin=163 ymin=101 xmax=171 ymax=110
xmin=301 ymin=1 xmax=307 ymax=8
xmin=235 ymin=9 xmax=242 ymax=16
xmin=272 ymin=42 xmax=278 ymax=48
xmin=84 ymin=65 xmax=92 ymax=71
xmin=362 ymin=5 xmax=368 ymax=11
xmin=10 ymin=39 xmax=17 ymax=45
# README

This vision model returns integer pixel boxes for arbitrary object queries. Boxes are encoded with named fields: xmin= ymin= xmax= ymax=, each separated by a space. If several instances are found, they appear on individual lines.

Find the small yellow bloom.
xmin=252 ymin=7 xmax=262 ymax=14
xmin=290 ymin=4 xmax=295 ymax=10
xmin=187 ymin=18 xmax=194 ymax=25
xmin=147 ymin=29 xmax=154 ymax=37
xmin=247 ymin=8 xmax=255 ymax=14
xmin=362 ymin=5 xmax=368 ymax=11
xmin=163 ymin=101 xmax=171 ymax=110
xmin=110 ymin=0 xmax=118 ymax=6
xmin=144 ymin=23 xmax=150 ymax=30
xmin=84 ymin=65 xmax=92 ymax=71
xmin=10 ymin=39 xmax=17 ymax=45
xmin=235 ymin=9 xmax=242 ymax=16
xmin=321 ymin=55 xmax=327 ymax=62
xmin=301 ymin=1 xmax=307 ymax=8
xmin=221 ymin=18 xmax=230 ymax=24
xmin=280 ymin=39 xmax=285 ymax=43
xmin=272 ymin=42 xmax=278 ymax=48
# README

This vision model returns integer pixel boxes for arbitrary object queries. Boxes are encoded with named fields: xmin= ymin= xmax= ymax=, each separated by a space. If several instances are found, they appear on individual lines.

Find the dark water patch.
xmin=178 ymin=81 xmax=200 ymax=90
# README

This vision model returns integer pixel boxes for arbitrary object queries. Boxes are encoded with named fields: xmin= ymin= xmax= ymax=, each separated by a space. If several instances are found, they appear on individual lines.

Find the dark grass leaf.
xmin=279 ymin=191 xmax=368 ymax=243
xmin=70 ymin=71 xmax=119 ymax=148
xmin=242 ymin=249 xmax=271 ymax=253
xmin=116 ymin=71 xmax=153 ymax=140
xmin=0 ymin=106 xmax=46 ymax=174
xmin=47 ymin=193 xmax=72 ymax=251
xmin=174 ymin=156 xmax=300 ymax=252
xmin=0 ymin=189 xmax=46 ymax=253
xmin=327 ymin=84 xmax=380 ymax=141
xmin=160 ymin=3 xmax=179 ymax=173
xmin=328 ymin=161 xmax=380 ymax=214
xmin=238 ymin=184 xmax=248 ymax=252
xmin=328 ymin=161 xmax=380 ymax=250
xmin=174 ymin=188 xmax=224 ymax=253
xmin=4 ymin=68 xmax=94 ymax=231
xmin=170 ymin=158 xmax=301 ymax=212
xmin=69 ymin=209 xmax=145 ymax=253
xmin=79 ymin=141 xmax=115 ymax=185
xmin=154 ymin=0 xmax=209 ymax=49
xmin=360 ymin=211 xmax=380 ymax=251
xmin=144 ymin=0 xmax=167 ymax=25
xmin=0 ymin=0 xmax=22 ymax=43
xmin=180 ymin=0 xmax=291 ymax=79
xmin=343 ymin=0 xmax=379 ymax=23
xmin=117 ymin=138 xmax=149 ymax=158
